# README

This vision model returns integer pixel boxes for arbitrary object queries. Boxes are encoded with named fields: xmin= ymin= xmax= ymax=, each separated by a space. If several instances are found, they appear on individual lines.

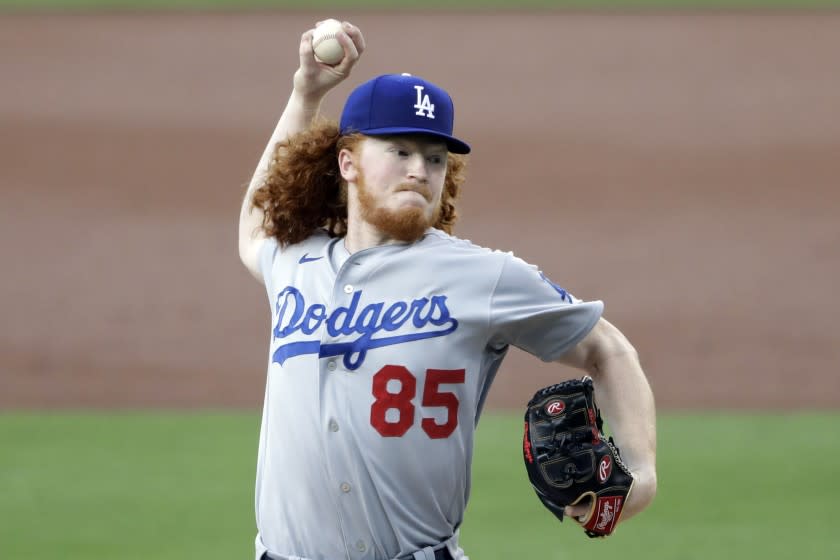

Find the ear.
xmin=338 ymin=148 xmax=358 ymax=183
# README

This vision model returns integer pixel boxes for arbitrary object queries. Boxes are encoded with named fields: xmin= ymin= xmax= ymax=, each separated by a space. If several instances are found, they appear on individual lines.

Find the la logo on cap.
xmin=400 ymin=73 xmax=435 ymax=119
xmin=414 ymin=85 xmax=435 ymax=119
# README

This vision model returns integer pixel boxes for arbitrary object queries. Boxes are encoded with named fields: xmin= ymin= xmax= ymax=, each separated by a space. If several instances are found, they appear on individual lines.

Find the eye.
xmin=427 ymin=154 xmax=445 ymax=165
xmin=396 ymin=149 xmax=410 ymax=157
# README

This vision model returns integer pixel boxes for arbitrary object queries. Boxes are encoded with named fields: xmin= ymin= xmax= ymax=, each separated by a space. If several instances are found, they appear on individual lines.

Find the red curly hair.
xmin=250 ymin=119 xmax=467 ymax=247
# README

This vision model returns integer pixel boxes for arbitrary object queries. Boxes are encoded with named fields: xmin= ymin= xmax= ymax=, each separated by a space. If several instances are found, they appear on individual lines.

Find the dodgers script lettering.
xmin=271 ymin=286 xmax=458 ymax=369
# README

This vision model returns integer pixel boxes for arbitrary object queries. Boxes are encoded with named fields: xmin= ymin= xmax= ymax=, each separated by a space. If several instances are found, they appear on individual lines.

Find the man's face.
xmin=343 ymin=135 xmax=449 ymax=242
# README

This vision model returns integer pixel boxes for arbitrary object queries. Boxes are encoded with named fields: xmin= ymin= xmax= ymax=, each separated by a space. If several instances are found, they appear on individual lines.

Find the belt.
xmin=404 ymin=546 xmax=453 ymax=560
xmin=261 ymin=545 xmax=453 ymax=560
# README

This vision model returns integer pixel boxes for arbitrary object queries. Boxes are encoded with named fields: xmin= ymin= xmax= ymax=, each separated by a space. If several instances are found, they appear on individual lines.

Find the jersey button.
xmin=328 ymin=420 xmax=339 ymax=432
xmin=356 ymin=540 xmax=366 ymax=552
xmin=343 ymin=284 xmax=353 ymax=294
xmin=327 ymin=360 xmax=337 ymax=371
xmin=340 ymin=482 xmax=351 ymax=493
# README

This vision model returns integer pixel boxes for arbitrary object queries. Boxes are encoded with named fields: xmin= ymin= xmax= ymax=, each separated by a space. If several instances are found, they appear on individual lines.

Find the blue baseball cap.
xmin=339 ymin=73 xmax=471 ymax=154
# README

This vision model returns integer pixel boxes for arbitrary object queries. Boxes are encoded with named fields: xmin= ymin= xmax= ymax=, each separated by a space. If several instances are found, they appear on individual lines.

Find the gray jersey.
xmin=254 ymin=229 xmax=602 ymax=560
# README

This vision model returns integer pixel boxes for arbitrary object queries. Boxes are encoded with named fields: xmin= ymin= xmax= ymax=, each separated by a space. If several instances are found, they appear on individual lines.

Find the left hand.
xmin=564 ymin=498 xmax=591 ymax=521
xmin=563 ymin=466 xmax=656 ymax=523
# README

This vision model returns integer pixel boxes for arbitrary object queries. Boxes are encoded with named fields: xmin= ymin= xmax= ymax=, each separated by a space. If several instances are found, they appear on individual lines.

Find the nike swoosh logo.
xmin=298 ymin=253 xmax=323 ymax=264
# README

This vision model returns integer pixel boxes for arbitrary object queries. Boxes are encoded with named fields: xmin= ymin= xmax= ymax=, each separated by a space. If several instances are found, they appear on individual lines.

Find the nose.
xmin=406 ymin=153 xmax=428 ymax=183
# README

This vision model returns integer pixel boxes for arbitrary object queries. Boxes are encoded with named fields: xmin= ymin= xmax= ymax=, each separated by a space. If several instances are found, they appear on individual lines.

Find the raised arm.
xmin=238 ymin=21 xmax=366 ymax=281
xmin=556 ymin=317 xmax=658 ymax=523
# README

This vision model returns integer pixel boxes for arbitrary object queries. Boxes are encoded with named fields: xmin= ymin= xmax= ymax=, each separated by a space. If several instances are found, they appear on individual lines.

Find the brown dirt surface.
xmin=2 ymin=11 xmax=839 ymax=411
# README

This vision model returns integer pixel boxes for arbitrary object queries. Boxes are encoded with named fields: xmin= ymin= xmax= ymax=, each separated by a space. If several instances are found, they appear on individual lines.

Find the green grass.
xmin=465 ymin=413 xmax=840 ymax=559
xmin=0 ymin=412 xmax=260 ymax=560
xmin=1 ymin=412 xmax=838 ymax=559
xmin=2 ymin=0 xmax=840 ymax=10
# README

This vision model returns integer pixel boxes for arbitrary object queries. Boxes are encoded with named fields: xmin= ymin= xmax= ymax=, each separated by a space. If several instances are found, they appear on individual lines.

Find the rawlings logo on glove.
xmin=523 ymin=377 xmax=634 ymax=538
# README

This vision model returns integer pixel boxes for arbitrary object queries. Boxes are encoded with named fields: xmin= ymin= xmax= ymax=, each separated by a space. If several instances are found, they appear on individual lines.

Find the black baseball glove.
xmin=523 ymin=377 xmax=634 ymax=537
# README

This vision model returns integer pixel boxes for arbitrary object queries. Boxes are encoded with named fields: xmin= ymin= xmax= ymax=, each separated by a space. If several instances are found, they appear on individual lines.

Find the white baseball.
xmin=312 ymin=19 xmax=345 ymax=66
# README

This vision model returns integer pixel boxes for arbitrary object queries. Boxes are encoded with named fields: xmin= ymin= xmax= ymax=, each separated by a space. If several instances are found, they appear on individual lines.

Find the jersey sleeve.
xmin=488 ymin=253 xmax=603 ymax=362
xmin=259 ymin=236 xmax=280 ymax=303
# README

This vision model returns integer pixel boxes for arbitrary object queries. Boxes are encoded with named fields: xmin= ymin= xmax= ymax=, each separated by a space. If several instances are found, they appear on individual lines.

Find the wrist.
xmin=624 ymin=468 xmax=657 ymax=519
xmin=289 ymin=88 xmax=325 ymax=115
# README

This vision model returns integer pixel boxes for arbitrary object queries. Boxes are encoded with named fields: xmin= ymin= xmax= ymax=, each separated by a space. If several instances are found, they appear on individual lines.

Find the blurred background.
xmin=1 ymin=1 xmax=839 ymax=559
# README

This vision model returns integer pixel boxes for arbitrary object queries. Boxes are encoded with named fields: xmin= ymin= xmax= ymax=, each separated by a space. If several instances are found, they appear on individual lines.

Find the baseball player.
xmin=238 ymin=21 xmax=657 ymax=560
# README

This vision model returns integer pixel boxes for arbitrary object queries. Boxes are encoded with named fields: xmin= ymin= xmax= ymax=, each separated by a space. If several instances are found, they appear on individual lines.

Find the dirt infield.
xmin=2 ymin=11 xmax=838 ymax=410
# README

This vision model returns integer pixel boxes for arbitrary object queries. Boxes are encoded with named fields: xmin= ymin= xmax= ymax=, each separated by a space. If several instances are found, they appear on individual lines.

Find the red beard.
xmin=355 ymin=174 xmax=440 ymax=243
